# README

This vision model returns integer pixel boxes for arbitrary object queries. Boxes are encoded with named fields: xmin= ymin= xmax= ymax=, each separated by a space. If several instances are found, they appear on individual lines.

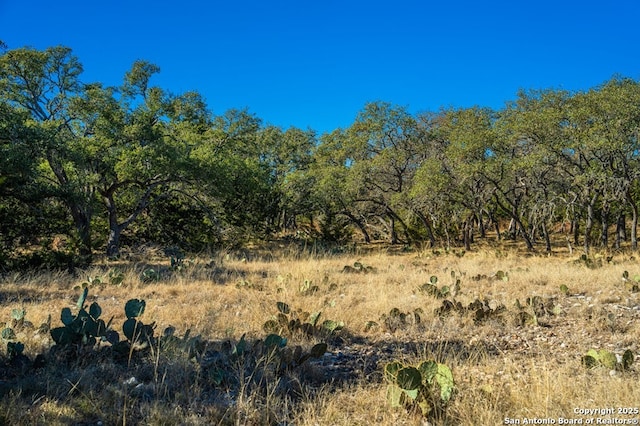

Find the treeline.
xmin=2 ymin=45 xmax=640 ymax=268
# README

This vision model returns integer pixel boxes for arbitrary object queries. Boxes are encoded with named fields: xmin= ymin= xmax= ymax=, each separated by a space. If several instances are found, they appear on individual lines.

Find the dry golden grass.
xmin=1 ymin=245 xmax=639 ymax=425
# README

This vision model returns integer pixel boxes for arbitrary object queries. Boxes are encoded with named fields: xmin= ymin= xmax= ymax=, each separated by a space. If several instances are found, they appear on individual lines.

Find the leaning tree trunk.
xmin=388 ymin=208 xmax=411 ymax=244
xmin=541 ymin=221 xmax=552 ymax=253
xmin=344 ymin=211 xmax=371 ymax=243
xmin=379 ymin=214 xmax=398 ymax=244
xmin=494 ymin=196 xmax=534 ymax=250
xmin=415 ymin=210 xmax=436 ymax=247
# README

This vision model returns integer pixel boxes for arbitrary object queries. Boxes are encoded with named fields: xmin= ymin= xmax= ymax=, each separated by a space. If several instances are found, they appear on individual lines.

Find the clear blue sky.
xmin=2 ymin=0 xmax=639 ymax=134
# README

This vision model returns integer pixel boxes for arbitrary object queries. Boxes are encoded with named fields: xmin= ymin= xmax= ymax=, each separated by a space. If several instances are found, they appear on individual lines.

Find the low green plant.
xmin=621 ymin=270 xmax=640 ymax=292
xmin=50 ymin=288 xmax=117 ymax=346
xmin=341 ymin=261 xmax=376 ymax=274
xmin=263 ymin=302 xmax=343 ymax=338
xmin=379 ymin=307 xmax=423 ymax=332
xmin=1 ymin=308 xmax=31 ymax=340
xmin=434 ymin=298 xmax=505 ymax=324
xmin=263 ymin=333 xmax=328 ymax=372
xmin=494 ymin=270 xmax=509 ymax=282
xmin=122 ymin=299 xmax=156 ymax=347
xmin=74 ymin=275 xmax=102 ymax=291
xmin=418 ymin=276 xmax=450 ymax=298
xmin=108 ymin=268 xmax=125 ymax=286
xmin=200 ymin=332 xmax=327 ymax=387
xmin=384 ymin=359 xmax=455 ymax=418
xmin=574 ymin=254 xmax=611 ymax=269
xmin=514 ymin=295 xmax=561 ymax=326
xmin=141 ymin=267 xmax=163 ymax=282
xmin=300 ymin=279 xmax=320 ymax=295
xmin=419 ymin=271 xmax=461 ymax=299
xmin=582 ymin=348 xmax=634 ymax=371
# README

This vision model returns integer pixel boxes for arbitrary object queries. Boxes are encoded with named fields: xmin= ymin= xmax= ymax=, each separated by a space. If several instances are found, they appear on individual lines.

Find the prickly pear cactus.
xmin=384 ymin=359 xmax=455 ymax=417
xmin=582 ymin=348 xmax=635 ymax=371
xmin=50 ymin=288 xmax=112 ymax=347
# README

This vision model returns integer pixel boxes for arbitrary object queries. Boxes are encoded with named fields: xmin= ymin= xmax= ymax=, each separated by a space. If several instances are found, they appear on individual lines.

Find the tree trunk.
xmin=542 ymin=222 xmax=552 ymax=253
xmin=463 ymin=217 xmax=472 ymax=251
xmin=601 ymin=203 xmax=610 ymax=248
xmin=70 ymin=206 xmax=93 ymax=265
xmin=615 ymin=212 xmax=626 ymax=249
xmin=572 ymin=217 xmax=580 ymax=246
xmin=415 ymin=211 xmax=436 ymax=247
xmin=389 ymin=214 xmax=398 ymax=244
xmin=48 ymin=151 xmax=93 ymax=264
xmin=487 ymin=210 xmax=501 ymax=241
xmin=627 ymin=190 xmax=638 ymax=251
xmin=106 ymin=226 xmax=122 ymax=258
xmin=478 ymin=211 xmax=486 ymax=238
xmin=584 ymin=196 xmax=597 ymax=254
xmin=631 ymin=204 xmax=638 ymax=251
xmin=105 ymin=194 xmax=122 ymax=258
xmin=508 ymin=218 xmax=517 ymax=240
xmin=494 ymin=196 xmax=533 ymax=250
xmin=390 ymin=209 xmax=411 ymax=244
xmin=344 ymin=211 xmax=370 ymax=243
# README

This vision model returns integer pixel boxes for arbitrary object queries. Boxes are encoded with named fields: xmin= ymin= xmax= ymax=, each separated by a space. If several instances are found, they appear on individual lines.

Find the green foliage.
xmin=341 ymin=261 xmax=377 ymax=274
xmin=621 ymin=270 xmax=640 ymax=292
xmin=50 ymin=288 xmax=115 ymax=346
xmin=494 ymin=270 xmax=509 ymax=282
xmin=73 ymin=275 xmax=104 ymax=291
xmin=4 ymin=44 xmax=640 ymax=263
xmin=10 ymin=309 xmax=25 ymax=322
xmin=420 ymin=271 xmax=462 ymax=299
xmin=419 ymin=278 xmax=449 ymax=299
xmin=122 ymin=298 xmax=155 ymax=347
xmin=582 ymin=349 xmax=634 ymax=371
xmin=141 ymin=268 xmax=163 ymax=283
xmin=573 ymin=254 xmax=612 ymax=269
xmin=108 ymin=269 xmax=125 ymax=286
xmin=199 ymin=332 xmax=327 ymax=387
xmin=1 ymin=328 xmax=16 ymax=340
xmin=380 ymin=308 xmax=423 ymax=332
xmin=263 ymin=302 xmax=344 ymax=338
xmin=0 ymin=308 xmax=46 ymax=356
xmin=514 ymin=296 xmax=561 ymax=327
xmin=299 ymin=279 xmax=320 ymax=295
xmin=384 ymin=359 xmax=455 ymax=418
xmin=435 ymin=298 xmax=506 ymax=324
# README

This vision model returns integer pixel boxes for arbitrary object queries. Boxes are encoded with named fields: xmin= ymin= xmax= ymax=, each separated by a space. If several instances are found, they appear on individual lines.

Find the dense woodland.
xmin=2 ymin=44 xmax=640 ymax=268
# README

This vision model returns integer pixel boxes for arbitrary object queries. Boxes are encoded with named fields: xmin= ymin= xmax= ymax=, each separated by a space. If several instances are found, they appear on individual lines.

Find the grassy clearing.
xmin=1 ymin=246 xmax=639 ymax=425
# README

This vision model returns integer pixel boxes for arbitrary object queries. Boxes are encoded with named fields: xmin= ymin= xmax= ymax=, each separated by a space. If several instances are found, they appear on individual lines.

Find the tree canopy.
xmin=2 ymin=45 xmax=640 ymax=269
